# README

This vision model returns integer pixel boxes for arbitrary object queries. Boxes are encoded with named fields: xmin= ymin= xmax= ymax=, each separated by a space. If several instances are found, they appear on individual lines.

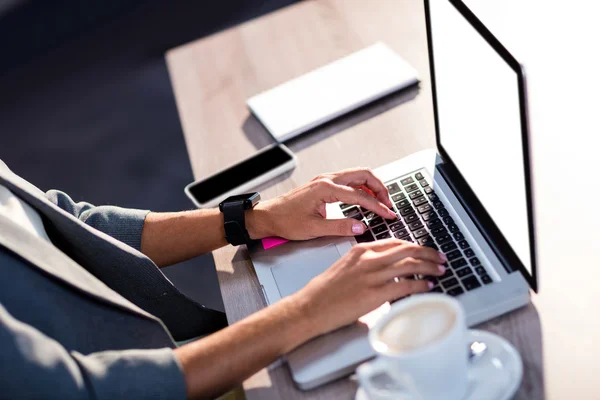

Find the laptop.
xmin=249 ymin=0 xmax=537 ymax=390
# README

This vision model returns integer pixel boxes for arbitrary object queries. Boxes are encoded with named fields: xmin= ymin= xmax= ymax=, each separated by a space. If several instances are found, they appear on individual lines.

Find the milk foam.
xmin=377 ymin=303 xmax=456 ymax=352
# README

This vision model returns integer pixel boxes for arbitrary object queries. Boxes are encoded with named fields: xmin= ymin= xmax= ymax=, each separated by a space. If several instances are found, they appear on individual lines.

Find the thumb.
xmin=311 ymin=218 xmax=367 ymax=237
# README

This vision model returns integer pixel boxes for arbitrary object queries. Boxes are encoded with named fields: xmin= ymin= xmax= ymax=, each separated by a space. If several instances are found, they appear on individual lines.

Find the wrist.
xmin=276 ymin=294 xmax=320 ymax=354
xmin=245 ymin=201 xmax=275 ymax=240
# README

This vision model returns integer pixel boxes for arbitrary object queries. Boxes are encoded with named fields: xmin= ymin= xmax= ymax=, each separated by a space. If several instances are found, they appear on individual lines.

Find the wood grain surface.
xmin=166 ymin=0 xmax=544 ymax=398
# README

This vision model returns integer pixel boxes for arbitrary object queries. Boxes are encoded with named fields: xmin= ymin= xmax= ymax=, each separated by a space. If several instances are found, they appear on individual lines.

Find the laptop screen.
xmin=427 ymin=0 xmax=533 ymax=278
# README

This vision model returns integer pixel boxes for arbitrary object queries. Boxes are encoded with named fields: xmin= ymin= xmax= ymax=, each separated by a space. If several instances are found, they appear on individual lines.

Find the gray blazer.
xmin=0 ymin=160 xmax=227 ymax=399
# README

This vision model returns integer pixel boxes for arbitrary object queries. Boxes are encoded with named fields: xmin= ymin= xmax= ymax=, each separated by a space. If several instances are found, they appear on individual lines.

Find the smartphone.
xmin=184 ymin=144 xmax=297 ymax=208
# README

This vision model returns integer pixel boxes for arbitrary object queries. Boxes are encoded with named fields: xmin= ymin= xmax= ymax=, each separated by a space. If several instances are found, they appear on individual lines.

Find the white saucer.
xmin=355 ymin=329 xmax=523 ymax=400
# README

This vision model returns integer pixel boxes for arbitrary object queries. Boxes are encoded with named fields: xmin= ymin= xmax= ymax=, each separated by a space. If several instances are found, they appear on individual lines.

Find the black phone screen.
xmin=188 ymin=145 xmax=293 ymax=204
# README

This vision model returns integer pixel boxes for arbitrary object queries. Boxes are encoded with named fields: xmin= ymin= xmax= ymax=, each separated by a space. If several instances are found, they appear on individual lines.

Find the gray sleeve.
xmin=0 ymin=303 xmax=187 ymax=400
xmin=45 ymin=189 xmax=150 ymax=251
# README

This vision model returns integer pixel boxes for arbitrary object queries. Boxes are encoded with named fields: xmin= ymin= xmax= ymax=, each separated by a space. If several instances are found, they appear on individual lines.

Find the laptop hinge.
xmin=435 ymin=162 xmax=516 ymax=274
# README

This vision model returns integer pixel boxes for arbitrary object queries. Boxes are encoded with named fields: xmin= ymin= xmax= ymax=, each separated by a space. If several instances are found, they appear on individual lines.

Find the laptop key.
xmin=456 ymin=267 xmax=472 ymax=278
xmin=408 ymin=220 xmax=424 ymax=230
xmin=376 ymin=232 xmax=391 ymax=240
xmin=400 ymin=206 xmax=415 ymax=216
xmin=418 ymin=235 xmax=435 ymax=246
xmin=394 ymin=229 xmax=409 ymax=239
xmin=349 ymin=214 xmax=362 ymax=221
xmin=339 ymin=203 xmax=354 ymax=210
xmin=447 ymin=286 xmax=465 ymax=296
xmin=417 ymin=204 xmax=432 ymax=214
xmin=431 ymin=226 xmax=447 ymax=236
xmin=446 ymin=250 xmax=462 ymax=261
xmin=405 ymin=183 xmax=419 ymax=192
xmin=428 ymin=193 xmax=439 ymax=201
xmin=475 ymin=266 xmax=486 ymax=275
xmin=432 ymin=200 xmax=444 ymax=209
xmin=426 ymin=218 xmax=442 ymax=228
xmin=401 ymin=177 xmax=415 ymax=186
xmin=420 ymin=180 xmax=429 ymax=187
xmin=415 ymin=172 xmax=424 ymax=180
xmin=430 ymin=286 xmax=443 ymax=293
xmin=343 ymin=207 xmax=360 ymax=217
xmin=372 ymin=224 xmax=388 ymax=235
xmin=450 ymin=258 xmax=468 ymax=269
xmin=387 ymin=183 xmax=401 ymax=195
xmin=441 ymin=242 xmax=458 ymax=252
xmin=438 ymin=208 xmax=449 ymax=217
xmin=458 ymin=240 xmax=470 ymax=249
xmin=389 ymin=221 xmax=405 ymax=232
xmin=409 ymin=190 xmax=424 ymax=200
xmin=481 ymin=274 xmax=493 ymax=284
xmin=447 ymin=224 xmax=459 ymax=233
xmin=462 ymin=276 xmax=481 ymax=291
xmin=412 ymin=197 xmax=428 ymax=207
xmin=439 ymin=268 xmax=454 ymax=280
xmin=443 ymin=216 xmax=454 ymax=225
xmin=422 ymin=211 xmax=437 ymax=221
xmin=404 ymin=213 xmax=419 ymax=224
xmin=441 ymin=278 xmax=459 ymax=289
xmin=464 ymin=248 xmax=475 ymax=258
xmin=413 ymin=228 xmax=429 ymax=239
xmin=453 ymin=232 xmax=465 ymax=241
xmin=435 ymin=234 xmax=453 ymax=245
xmin=392 ymin=193 xmax=406 ymax=202
xmin=470 ymin=257 xmax=481 ymax=266
xmin=368 ymin=217 xmax=384 ymax=227
xmin=355 ymin=231 xmax=374 ymax=243
xmin=395 ymin=199 xmax=411 ymax=208
xmin=424 ymin=186 xmax=433 ymax=194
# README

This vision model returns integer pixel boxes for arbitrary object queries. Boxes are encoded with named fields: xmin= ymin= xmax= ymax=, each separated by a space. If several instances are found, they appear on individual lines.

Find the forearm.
xmin=140 ymin=205 xmax=274 ymax=267
xmin=174 ymin=294 xmax=316 ymax=399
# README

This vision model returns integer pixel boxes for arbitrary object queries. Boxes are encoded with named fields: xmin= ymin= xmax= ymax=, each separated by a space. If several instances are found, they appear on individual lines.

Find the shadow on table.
xmin=241 ymin=83 xmax=421 ymax=153
xmin=476 ymin=302 xmax=545 ymax=400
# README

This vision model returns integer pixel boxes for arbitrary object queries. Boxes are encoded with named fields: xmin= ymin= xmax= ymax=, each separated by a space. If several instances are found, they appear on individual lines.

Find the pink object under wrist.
xmin=262 ymin=237 xmax=289 ymax=250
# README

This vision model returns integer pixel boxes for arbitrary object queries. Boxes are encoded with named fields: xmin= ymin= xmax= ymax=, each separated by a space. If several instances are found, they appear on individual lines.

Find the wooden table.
xmin=166 ymin=1 xmax=544 ymax=398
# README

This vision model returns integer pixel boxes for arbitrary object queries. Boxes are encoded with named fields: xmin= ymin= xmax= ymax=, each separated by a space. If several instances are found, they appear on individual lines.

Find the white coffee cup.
xmin=357 ymin=294 xmax=468 ymax=400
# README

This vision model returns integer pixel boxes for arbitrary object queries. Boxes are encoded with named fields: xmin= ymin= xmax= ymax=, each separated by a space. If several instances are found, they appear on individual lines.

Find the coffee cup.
xmin=357 ymin=293 xmax=468 ymax=400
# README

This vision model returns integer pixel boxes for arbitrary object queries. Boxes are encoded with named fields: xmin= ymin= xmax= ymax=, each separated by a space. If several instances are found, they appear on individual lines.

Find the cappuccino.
xmin=376 ymin=302 xmax=456 ymax=353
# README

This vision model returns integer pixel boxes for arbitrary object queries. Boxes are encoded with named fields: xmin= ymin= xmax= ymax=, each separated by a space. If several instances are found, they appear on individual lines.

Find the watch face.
xmin=219 ymin=193 xmax=261 ymax=210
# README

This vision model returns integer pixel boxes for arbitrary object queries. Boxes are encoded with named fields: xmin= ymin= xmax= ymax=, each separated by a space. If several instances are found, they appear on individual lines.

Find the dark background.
xmin=0 ymin=0 xmax=299 ymax=312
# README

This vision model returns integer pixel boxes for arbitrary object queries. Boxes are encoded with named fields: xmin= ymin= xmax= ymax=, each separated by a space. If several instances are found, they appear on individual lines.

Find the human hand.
xmin=246 ymin=168 xmax=397 ymax=240
xmin=292 ymin=239 xmax=447 ymax=337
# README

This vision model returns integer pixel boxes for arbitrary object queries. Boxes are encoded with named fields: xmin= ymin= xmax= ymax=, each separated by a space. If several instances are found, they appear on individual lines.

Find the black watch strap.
xmin=222 ymin=201 xmax=251 ymax=246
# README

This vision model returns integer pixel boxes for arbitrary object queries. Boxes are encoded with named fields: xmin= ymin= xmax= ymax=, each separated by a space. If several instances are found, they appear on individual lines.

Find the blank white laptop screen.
xmin=429 ymin=0 xmax=532 ymax=275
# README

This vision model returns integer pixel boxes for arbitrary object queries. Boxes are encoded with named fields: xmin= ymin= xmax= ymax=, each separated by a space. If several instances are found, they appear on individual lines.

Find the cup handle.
xmin=357 ymin=359 xmax=422 ymax=400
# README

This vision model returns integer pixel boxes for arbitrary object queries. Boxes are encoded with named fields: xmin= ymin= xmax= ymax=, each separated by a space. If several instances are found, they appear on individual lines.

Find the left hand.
xmin=246 ymin=168 xmax=397 ymax=240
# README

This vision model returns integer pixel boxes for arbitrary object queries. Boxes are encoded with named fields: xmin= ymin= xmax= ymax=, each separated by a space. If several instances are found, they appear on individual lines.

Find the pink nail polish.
xmin=438 ymin=252 xmax=447 ymax=263
xmin=428 ymin=281 xmax=435 ymax=289
xmin=438 ymin=265 xmax=446 ymax=273
xmin=352 ymin=223 xmax=365 ymax=235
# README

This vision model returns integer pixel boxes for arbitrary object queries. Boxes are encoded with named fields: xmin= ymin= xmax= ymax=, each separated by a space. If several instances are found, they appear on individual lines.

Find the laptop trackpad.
xmin=271 ymin=244 xmax=341 ymax=297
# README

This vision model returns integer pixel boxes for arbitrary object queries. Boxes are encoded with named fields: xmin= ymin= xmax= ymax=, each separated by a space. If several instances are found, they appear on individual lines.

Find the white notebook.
xmin=247 ymin=42 xmax=419 ymax=142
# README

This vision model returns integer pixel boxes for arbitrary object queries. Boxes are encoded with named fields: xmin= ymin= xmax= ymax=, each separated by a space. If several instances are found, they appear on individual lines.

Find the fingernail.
xmin=438 ymin=252 xmax=447 ymax=263
xmin=388 ymin=209 xmax=397 ymax=218
xmin=428 ymin=281 xmax=435 ymax=289
xmin=438 ymin=265 xmax=446 ymax=273
xmin=352 ymin=222 xmax=366 ymax=235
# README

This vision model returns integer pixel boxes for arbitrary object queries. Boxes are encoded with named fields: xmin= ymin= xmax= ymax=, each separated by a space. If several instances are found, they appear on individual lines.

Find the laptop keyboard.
xmin=338 ymin=169 xmax=494 ymax=297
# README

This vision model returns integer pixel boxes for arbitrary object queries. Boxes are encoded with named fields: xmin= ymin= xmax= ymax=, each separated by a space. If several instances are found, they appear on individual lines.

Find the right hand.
xmin=294 ymin=239 xmax=447 ymax=337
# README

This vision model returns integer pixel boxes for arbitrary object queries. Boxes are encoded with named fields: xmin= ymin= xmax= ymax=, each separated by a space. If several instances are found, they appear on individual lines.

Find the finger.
xmin=310 ymin=218 xmax=367 ymax=237
xmin=330 ymin=168 xmax=393 ymax=208
xmin=361 ymin=238 xmax=407 ymax=252
xmin=376 ymin=243 xmax=446 ymax=266
xmin=376 ymin=259 xmax=445 ymax=282
xmin=329 ymin=184 xmax=396 ymax=220
xmin=382 ymin=279 xmax=434 ymax=302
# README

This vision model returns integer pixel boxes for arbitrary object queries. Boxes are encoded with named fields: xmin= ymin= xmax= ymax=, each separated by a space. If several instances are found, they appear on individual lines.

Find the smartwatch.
xmin=219 ymin=192 xmax=261 ymax=246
